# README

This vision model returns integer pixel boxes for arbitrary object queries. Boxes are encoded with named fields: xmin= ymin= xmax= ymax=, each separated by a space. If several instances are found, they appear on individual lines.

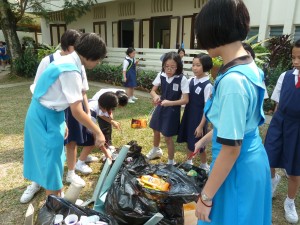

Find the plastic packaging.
xmin=139 ymin=175 xmax=170 ymax=191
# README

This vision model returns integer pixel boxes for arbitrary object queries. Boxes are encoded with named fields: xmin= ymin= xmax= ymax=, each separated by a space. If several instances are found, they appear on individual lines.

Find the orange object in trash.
xmin=131 ymin=119 xmax=147 ymax=128
xmin=140 ymin=175 xmax=170 ymax=191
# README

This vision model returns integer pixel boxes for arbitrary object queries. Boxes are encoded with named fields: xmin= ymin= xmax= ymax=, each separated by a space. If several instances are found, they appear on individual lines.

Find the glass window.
xmin=247 ymin=27 xmax=259 ymax=42
xmin=269 ymin=26 xmax=283 ymax=37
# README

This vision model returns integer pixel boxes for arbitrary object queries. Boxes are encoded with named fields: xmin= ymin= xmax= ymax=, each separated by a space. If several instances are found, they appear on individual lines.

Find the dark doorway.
xmin=119 ymin=20 xmax=134 ymax=48
xmin=151 ymin=16 xmax=171 ymax=49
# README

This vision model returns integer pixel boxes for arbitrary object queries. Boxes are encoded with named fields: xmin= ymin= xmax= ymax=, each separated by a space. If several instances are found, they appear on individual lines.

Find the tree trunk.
xmin=0 ymin=0 xmax=22 ymax=71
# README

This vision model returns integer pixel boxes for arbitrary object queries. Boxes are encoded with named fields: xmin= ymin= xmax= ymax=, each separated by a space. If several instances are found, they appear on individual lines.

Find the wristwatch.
xmin=201 ymin=192 xmax=213 ymax=202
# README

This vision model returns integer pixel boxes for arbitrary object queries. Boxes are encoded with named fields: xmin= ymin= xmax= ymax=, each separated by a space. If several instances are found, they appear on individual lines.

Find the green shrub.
xmin=37 ymin=44 xmax=61 ymax=62
xmin=87 ymin=63 xmax=158 ymax=92
xmin=14 ymin=47 xmax=39 ymax=78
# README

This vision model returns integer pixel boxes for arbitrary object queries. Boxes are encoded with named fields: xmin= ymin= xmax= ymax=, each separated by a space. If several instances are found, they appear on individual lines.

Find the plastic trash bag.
xmin=35 ymin=195 xmax=117 ymax=225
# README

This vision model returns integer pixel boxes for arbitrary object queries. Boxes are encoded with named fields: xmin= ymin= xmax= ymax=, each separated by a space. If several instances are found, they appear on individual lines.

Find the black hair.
xmin=60 ymin=29 xmax=81 ymax=51
xmin=75 ymin=33 xmax=107 ymax=61
xmin=195 ymin=0 xmax=250 ymax=50
xmin=98 ymin=92 xmax=118 ymax=111
xmin=194 ymin=53 xmax=213 ymax=72
xmin=115 ymin=91 xmax=128 ymax=107
xmin=126 ymin=47 xmax=135 ymax=56
xmin=242 ymin=42 xmax=255 ymax=59
xmin=177 ymin=48 xmax=185 ymax=54
xmin=162 ymin=51 xmax=183 ymax=75
xmin=293 ymin=39 xmax=300 ymax=48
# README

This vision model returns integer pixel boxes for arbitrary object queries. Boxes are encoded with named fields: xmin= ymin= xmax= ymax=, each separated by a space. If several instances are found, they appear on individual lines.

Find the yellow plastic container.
xmin=140 ymin=175 xmax=170 ymax=191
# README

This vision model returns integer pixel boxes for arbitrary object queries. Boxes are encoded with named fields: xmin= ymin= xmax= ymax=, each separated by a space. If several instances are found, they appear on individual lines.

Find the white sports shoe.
xmin=132 ymin=96 xmax=139 ymax=100
xmin=146 ymin=147 xmax=163 ymax=160
xmin=85 ymin=155 xmax=99 ymax=163
xmin=128 ymin=98 xmax=135 ymax=103
xmin=199 ymin=163 xmax=210 ymax=173
xmin=272 ymin=173 xmax=281 ymax=198
xmin=284 ymin=198 xmax=299 ymax=224
xmin=66 ymin=173 xmax=86 ymax=187
xmin=20 ymin=183 xmax=41 ymax=203
xmin=75 ymin=162 xmax=92 ymax=174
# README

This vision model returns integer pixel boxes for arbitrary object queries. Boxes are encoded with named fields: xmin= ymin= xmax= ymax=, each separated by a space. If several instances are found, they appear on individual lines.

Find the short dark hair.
xmin=75 ymin=33 xmax=107 ymax=61
xmin=195 ymin=0 xmax=250 ymax=50
xmin=242 ymin=42 xmax=255 ymax=59
xmin=162 ymin=51 xmax=183 ymax=75
xmin=194 ymin=53 xmax=213 ymax=72
xmin=60 ymin=29 xmax=81 ymax=51
xmin=115 ymin=91 xmax=128 ymax=107
xmin=126 ymin=47 xmax=135 ymax=55
xmin=98 ymin=92 xmax=118 ymax=111
xmin=177 ymin=48 xmax=185 ymax=54
xmin=294 ymin=39 xmax=300 ymax=48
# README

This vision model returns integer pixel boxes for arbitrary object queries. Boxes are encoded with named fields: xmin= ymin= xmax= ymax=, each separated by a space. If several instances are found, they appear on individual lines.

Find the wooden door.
xmin=142 ymin=20 xmax=150 ymax=48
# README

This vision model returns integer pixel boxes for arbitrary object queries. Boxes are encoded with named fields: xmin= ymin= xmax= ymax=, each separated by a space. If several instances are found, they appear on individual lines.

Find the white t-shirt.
xmin=91 ymin=88 xmax=125 ymax=101
xmin=152 ymin=72 xmax=190 ymax=94
xmin=30 ymin=50 xmax=89 ymax=94
xmin=188 ymin=76 xmax=213 ymax=102
xmin=271 ymin=69 xmax=299 ymax=103
xmin=38 ymin=51 xmax=85 ymax=111
xmin=88 ymin=100 xmax=110 ymax=124
xmin=122 ymin=56 xmax=134 ymax=71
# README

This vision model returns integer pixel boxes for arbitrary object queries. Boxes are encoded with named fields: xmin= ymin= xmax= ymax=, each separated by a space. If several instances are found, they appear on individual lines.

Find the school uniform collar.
xmin=70 ymin=51 xmax=83 ymax=71
xmin=219 ymin=55 xmax=253 ymax=74
xmin=161 ymin=72 xmax=181 ymax=78
xmin=126 ymin=56 xmax=133 ymax=61
xmin=193 ymin=75 xmax=209 ymax=85
xmin=293 ymin=68 xmax=299 ymax=76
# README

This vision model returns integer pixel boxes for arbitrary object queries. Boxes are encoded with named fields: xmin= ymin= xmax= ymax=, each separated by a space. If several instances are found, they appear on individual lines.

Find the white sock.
xmin=286 ymin=196 xmax=295 ymax=204
xmin=68 ymin=170 xmax=75 ymax=176
xmin=201 ymin=162 xmax=208 ymax=167
xmin=168 ymin=159 xmax=174 ymax=164
xmin=186 ymin=159 xmax=193 ymax=164
xmin=32 ymin=181 xmax=40 ymax=188
xmin=77 ymin=159 xmax=84 ymax=165
xmin=153 ymin=146 xmax=160 ymax=151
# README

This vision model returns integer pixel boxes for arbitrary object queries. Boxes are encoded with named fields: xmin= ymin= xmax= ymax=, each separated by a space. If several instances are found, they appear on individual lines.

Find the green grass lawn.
xmin=0 ymin=77 xmax=298 ymax=224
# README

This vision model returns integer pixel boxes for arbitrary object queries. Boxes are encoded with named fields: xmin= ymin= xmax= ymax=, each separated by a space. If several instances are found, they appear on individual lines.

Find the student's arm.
xmin=160 ymin=93 xmax=189 ymax=106
xmin=150 ymin=85 xmax=161 ymax=104
xmin=70 ymin=101 xmax=105 ymax=147
xmin=194 ymin=129 xmax=213 ymax=152
xmin=82 ymin=91 xmax=90 ymax=117
xmin=99 ymin=115 xmax=121 ymax=130
xmin=122 ymin=59 xmax=129 ymax=82
xmin=195 ymin=114 xmax=207 ymax=138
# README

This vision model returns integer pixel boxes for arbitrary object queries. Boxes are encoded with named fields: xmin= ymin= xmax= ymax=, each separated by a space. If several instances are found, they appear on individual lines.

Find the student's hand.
xmin=195 ymin=197 xmax=212 ymax=222
xmin=160 ymin=100 xmax=172 ymax=107
xmin=194 ymin=139 xmax=205 ymax=153
xmin=94 ymin=131 xmax=106 ymax=148
xmin=111 ymin=120 xmax=121 ymax=130
xmin=194 ymin=125 xmax=204 ymax=138
xmin=64 ymin=125 xmax=69 ymax=140
xmin=152 ymin=96 xmax=161 ymax=105
xmin=102 ymin=147 xmax=113 ymax=160
xmin=122 ymin=77 xmax=127 ymax=83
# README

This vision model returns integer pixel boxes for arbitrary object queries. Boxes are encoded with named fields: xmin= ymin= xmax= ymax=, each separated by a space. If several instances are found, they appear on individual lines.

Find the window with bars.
xmin=194 ymin=0 xmax=207 ymax=9
xmin=119 ymin=2 xmax=135 ymax=17
xmin=294 ymin=26 xmax=300 ymax=42
xmin=269 ymin=26 xmax=283 ymax=37
xmin=151 ymin=0 xmax=173 ymax=13
xmin=49 ymin=11 xmax=64 ymax=22
xmin=247 ymin=27 xmax=259 ymax=42
xmin=93 ymin=6 xmax=106 ymax=19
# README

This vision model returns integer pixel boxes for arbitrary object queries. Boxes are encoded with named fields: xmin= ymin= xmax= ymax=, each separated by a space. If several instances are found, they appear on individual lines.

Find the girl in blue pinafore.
xmin=23 ymin=33 xmax=107 ymax=197
xmin=146 ymin=51 xmax=189 ymax=165
xmin=177 ymin=53 xmax=213 ymax=171
xmin=265 ymin=40 xmax=300 ymax=224
xmin=122 ymin=47 xmax=139 ymax=103
xmin=193 ymin=0 xmax=272 ymax=224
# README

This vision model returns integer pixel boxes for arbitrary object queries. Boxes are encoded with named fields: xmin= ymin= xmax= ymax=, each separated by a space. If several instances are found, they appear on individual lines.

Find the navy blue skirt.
xmin=265 ymin=110 xmax=300 ymax=176
xmin=64 ymin=107 xmax=91 ymax=146
xmin=124 ymin=70 xmax=137 ymax=87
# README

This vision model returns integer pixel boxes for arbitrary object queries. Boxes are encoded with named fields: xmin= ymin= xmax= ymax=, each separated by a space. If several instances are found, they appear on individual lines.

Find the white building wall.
xmin=41 ymin=0 xmax=300 ymax=46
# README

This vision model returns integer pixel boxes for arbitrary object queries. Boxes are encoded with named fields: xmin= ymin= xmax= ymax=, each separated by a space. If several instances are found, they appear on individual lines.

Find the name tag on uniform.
xmin=195 ymin=86 xmax=202 ymax=94
xmin=173 ymin=83 xmax=179 ymax=91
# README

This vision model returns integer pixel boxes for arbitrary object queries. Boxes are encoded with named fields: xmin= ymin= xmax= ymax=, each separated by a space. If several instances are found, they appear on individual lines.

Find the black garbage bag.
xmin=35 ymin=195 xmax=117 ymax=225
xmin=104 ymin=169 xmax=184 ymax=225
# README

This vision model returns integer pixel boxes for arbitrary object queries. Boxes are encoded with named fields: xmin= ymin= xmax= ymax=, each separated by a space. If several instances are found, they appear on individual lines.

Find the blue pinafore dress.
xmin=149 ymin=74 xmax=183 ymax=137
xmin=124 ymin=58 xmax=137 ymax=87
xmin=177 ymin=78 xmax=210 ymax=151
xmin=265 ymin=69 xmax=300 ymax=175
xmin=24 ymin=63 xmax=80 ymax=191
xmin=199 ymin=64 xmax=272 ymax=225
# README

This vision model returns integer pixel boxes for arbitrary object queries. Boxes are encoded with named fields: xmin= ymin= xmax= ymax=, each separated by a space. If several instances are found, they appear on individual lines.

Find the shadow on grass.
xmin=0 ymin=147 xmax=23 ymax=164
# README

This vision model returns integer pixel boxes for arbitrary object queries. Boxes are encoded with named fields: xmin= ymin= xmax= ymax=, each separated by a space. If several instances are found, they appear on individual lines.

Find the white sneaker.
xmin=85 ymin=155 xmax=99 ymax=163
xmin=146 ymin=147 xmax=163 ymax=160
xmin=284 ymin=198 xmax=299 ymax=224
xmin=66 ymin=173 xmax=86 ymax=187
xmin=20 ymin=183 xmax=41 ymax=203
xmin=75 ymin=162 xmax=92 ymax=174
xmin=128 ymin=98 xmax=135 ymax=104
xmin=132 ymin=96 xmax=139 ymax=100
xmin=167 ymin=160 xmax=176 ymax=165
xmin=199 ymin=163 xmax=210 ymax=173
xmin=283 ymin=169 xmax=290 ymax=178
xmin=272 ymin=173 xmax=281 ymax=198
